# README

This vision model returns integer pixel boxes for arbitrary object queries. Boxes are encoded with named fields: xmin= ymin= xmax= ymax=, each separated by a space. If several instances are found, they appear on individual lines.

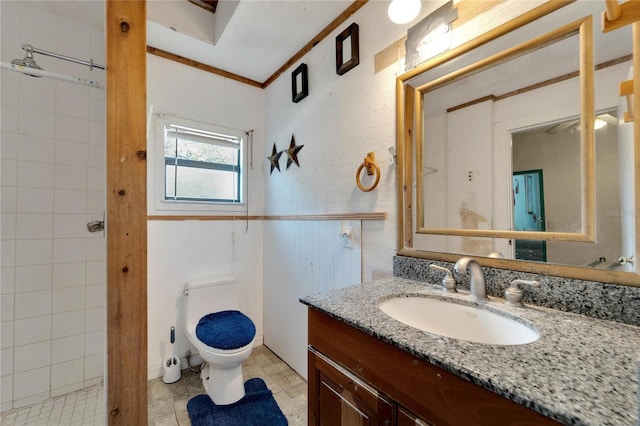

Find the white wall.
xmin=263 ymin=220 xmax=361 ymax=378
xmin=263 ymin=1 xmax=413 ymax=282
xmin=146 ymin=55 xmax=265 ymax=378
xmin=1 ymin=1 xmax=106 ymax=412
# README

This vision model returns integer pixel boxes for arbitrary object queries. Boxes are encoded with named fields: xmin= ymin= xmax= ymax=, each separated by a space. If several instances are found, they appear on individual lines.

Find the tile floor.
xmin=148 ymin=344 xmax=308 ymax=426
xmin=0 ymin=345 xmax=304 ymax=426
xmin=0 ymin=383 xmax=104 ymax=426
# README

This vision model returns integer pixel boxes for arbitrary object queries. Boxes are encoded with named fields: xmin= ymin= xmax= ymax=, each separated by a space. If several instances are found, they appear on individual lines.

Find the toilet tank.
xmin=183 ymin=275 xmax=239 ymax=326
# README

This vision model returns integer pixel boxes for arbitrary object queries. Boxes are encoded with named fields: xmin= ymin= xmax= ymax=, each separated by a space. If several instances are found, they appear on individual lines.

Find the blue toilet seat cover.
xmin=195 ymin=310 xmax=256 ymax=350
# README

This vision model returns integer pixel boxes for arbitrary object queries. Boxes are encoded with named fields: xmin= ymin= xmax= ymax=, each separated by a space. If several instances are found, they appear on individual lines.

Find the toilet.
xmin=183 ymin=276 xmax=256 ymax=405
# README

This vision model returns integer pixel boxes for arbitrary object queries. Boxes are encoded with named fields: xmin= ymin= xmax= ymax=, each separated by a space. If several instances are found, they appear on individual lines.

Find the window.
xmin=162 ymin=122 xmax=244 ymax=204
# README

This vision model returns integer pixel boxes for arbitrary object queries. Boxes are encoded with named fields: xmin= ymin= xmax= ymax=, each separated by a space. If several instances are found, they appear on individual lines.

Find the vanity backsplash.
xmin=393 ymin=255 xmax=640 ymax=327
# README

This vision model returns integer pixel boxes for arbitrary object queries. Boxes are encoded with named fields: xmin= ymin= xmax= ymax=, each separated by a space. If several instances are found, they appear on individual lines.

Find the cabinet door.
xmin=397 ymin=407 xmax=433 ymax=426
xmin=309 ymin=348 xmax=394 ymax=426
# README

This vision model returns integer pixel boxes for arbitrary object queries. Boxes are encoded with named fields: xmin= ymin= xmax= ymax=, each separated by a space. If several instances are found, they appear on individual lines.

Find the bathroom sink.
xmin=378 ymin=296 xmax=539 ymax=345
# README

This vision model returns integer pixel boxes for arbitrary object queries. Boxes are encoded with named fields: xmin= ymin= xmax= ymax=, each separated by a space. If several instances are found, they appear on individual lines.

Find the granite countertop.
xmin=300 ymin=278 xmax=640 ymax=426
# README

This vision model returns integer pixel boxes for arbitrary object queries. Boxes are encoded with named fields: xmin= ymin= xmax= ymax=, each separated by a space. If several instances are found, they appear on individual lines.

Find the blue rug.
xmin=187 ymin=378 xmax=288 ymax=426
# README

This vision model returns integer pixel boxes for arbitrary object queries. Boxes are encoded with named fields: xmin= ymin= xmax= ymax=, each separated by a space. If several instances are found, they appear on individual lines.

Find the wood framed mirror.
xmin=396 ymin=0 xmax=639 ymax=286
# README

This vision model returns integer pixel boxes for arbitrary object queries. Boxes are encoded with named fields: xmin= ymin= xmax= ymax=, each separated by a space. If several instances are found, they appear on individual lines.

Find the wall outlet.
xmin=341 ymin=225 xmax=353 ymax=249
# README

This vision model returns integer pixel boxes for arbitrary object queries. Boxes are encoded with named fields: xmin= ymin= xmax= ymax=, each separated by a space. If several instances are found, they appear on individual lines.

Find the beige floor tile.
xmin=147 ymin=344 xmax=308 ymax=425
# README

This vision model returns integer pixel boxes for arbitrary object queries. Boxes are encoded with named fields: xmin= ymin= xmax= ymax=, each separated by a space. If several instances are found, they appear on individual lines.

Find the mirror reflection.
xmin=407 ymin=1 xmax=635 ymax=271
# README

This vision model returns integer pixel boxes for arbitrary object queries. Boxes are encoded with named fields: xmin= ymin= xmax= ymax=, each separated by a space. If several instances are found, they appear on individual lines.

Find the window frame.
xmin=152 ymin=114 xmax=248 ymax=214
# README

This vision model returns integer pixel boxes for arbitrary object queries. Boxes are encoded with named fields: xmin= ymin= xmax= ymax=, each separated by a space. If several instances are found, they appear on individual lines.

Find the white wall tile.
xmin=52 ymin=286 xmax=84 ymax=314
xmin=53 ymin=238 xmax=85 ymax=264
xmin=1 ymin=213 xmax=16 ymax=240
xmin=52 ymin=262 xmax=85 ymax=288
xmin=13 ymin=340 xmax=50 ymax=373
xmin=85 ymin=261 xmax=105 ymax=285
xmin=85 ymin=284 xmax=104 ymax=309
xmin=83 ymin=353 xmax=103 ymax=380
xmin=16 ymin=213 xmax=53 ymax=239
xmin=15 ymin=264 xmax=51 ymax=293
xmin=18 ymin=108 xmax=55 ymax=139
xmin=52 ymin=310 xmax=84 ymax=339
xmin=53 ymin=214 xmax=86 ymax=239
xmin=20 ymin=83 xmax=55 ymax=113
xmin=17 ymin=187 xmax=54 ymax=213
xmin=86 ymin=167 xmax=104 ymax=191
xmin=13 ymin=366 xmax=50 ymax=400
xmin=54 ymin=189 xmax=86 ymax=214
xmin=1 ymin=267 xmax=15 ymax=294
xmin=14 ymin=315 xmax=51 ymax=346
xmin=54 ymin=164 xmax=87 ymax=191
xmin=15 ymin=239 xmax=52 ymax=266
xmin=0 ymin=240 xmax=15 ymax=268
xmin=58 ymin=15 xmax=90 ymax=48
xmin=86 ymin=191 xmax=105 ymax=215
xmin=1 ymin=347 xmax=13 ymax=376
xmin=51 ymin=334 xmax=83 ymax=364
xmin=85 ymin=238 xmax=104 ymax=262
xmin=1 ymin=105 xmax=18 ymax=133
xmin=0 ymin=372 xmax=12 ymax=406
xmin=89 ymin=97 xmax=105 ymax=122
xmin=84 ymin=330 xmax=103 ymax=356
xmin=1 ymin=131 xmax=18 ymax=159
xmin=84 ymin=307 xmax=103 ymax=333
xmin=1 ymin=186 xmax=17 ymax=213
xmin=51 ymin=358 xmax=83 ymax=391
xmin=18 ymin=135 xmax=55 ymax=164
xmin=55 ymin=115 xmax=88 ymax=144
xmin=87 ymin=145 xmax=104 ymax=169
xmin=88 ymin=121 xmax=105 ymax=146
xmin=1 ymin=294 xmax=14 ymax=321
xmin=14 ymin=290 xmax=51 ymax=319
xmin=1 ymin=75 xmax=19 ymax=107
xmin=21 ymin=4 xmax=58 ymax=39
xmin=0 ymin=321 xmax=14 ymax=349
xmin=17 ymin=161 xmax=54 ymax=189
xmin=57 ymin=91 xmax=90 ymax=120
xmin=1 ymin=159 xmax=17 ymax=186
xmin=55 ymin=140 xmax=88 ymax=167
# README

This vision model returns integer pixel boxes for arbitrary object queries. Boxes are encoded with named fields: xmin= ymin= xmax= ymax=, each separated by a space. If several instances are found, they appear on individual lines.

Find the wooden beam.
xmin=106 ymin=1 xmax=147 ymax=424
xmin=146 ymin=46 xmax=263 ymax=88
xmin=262 ymin=0 xmax=369 ymax=88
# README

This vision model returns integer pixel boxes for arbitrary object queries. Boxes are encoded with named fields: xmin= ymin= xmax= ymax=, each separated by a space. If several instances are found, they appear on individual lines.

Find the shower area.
xmin=1 ymin=1 xmax=106 ymax=422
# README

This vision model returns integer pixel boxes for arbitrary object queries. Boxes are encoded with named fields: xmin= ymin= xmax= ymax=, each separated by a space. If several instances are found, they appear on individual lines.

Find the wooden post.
xmin=106 ymin=1 xmax=147 ymax=424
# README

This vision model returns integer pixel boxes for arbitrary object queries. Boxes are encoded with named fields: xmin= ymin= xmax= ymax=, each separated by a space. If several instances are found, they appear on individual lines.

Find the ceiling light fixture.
xmin=388 ymin=0 xmax=421 ymax=24
xmin=594 ymin=118 xmax=607 ymax=130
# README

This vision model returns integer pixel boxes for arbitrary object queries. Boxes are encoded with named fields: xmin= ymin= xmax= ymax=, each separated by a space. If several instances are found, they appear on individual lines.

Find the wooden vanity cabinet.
xmin=307 ymin=308 xmax=560 ymax=426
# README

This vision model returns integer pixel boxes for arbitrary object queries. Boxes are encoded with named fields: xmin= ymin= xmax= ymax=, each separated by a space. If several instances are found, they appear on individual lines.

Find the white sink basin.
xmin=378 ymin=296 xmax=539 ymax=345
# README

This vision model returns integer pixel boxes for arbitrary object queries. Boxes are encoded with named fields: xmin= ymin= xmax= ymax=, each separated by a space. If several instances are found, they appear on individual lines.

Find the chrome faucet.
xmin=454 ymin=257 xmax=488 ymax=301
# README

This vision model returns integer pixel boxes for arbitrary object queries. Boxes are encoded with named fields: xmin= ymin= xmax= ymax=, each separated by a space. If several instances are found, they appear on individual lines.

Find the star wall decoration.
xmin=285 ymin=135 xmax=304 ymax=169
xmin=267 ymin=143 xmax=283 ymax=175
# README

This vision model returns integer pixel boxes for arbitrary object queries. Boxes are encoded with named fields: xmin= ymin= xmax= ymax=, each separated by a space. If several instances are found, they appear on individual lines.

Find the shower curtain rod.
xmin=1 ymin=62 xmax=104 ymax=89
xmin=23 ymin=44 xmax=106 ymax=70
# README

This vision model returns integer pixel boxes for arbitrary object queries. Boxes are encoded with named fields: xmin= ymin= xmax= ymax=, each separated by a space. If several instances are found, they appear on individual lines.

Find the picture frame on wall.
xmin=291 ymin=63 xmax=309 ymax=103
xmin=335 ymin=23 xmax=359 ymax=75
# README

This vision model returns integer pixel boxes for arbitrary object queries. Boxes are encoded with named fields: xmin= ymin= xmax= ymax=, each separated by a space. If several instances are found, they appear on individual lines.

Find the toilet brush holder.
xmin=162 ymin=354 xmax=181 ymax=384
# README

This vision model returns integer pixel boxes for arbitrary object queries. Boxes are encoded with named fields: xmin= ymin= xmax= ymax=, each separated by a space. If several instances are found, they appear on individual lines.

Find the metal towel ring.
xmin=356 ymin=152 xmax=381 ymax=192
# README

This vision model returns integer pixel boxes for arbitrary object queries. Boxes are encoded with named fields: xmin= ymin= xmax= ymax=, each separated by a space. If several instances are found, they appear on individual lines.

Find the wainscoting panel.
xmin=263 ymin=220 xmax=362 ymax=379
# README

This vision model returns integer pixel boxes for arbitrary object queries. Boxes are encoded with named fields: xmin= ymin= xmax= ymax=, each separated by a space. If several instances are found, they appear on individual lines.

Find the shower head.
xmin=11 ymin=45 xmax=42 ymax=77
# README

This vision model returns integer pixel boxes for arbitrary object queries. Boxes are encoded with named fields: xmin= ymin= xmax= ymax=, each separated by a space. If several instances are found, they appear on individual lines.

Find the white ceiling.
xmin=147 ymin=0 xmax=355 ymax=83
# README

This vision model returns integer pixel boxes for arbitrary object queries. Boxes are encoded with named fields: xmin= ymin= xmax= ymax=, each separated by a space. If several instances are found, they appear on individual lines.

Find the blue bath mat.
xmin=187 ymin=378 xmax=288 ymax=426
